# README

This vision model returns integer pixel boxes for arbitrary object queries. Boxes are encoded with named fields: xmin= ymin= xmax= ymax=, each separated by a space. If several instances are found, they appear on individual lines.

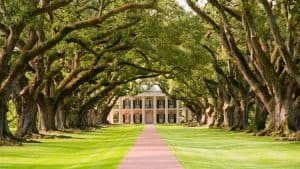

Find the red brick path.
xmin=118 ymin=125 xmax=183 ymax=169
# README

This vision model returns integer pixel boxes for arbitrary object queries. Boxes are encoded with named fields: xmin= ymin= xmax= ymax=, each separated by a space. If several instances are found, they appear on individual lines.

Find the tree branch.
xmin=1 ymin=0 xmax=157 ymax=92
xmin=185 ymin=0 xmax=221 ymax=32
xmin=223 ymin=5 xmax=242 ymax=21
xmin=118 ymin=61 xmax=172 ymax=75
xmin=0 ymin=0 xmax=10 ymax=22
xmin=30 ymin=0 xmax=74 ymax=16
xmin=0 ymin=22 xmax=8 ymax=36
xmin=91 ymin=18 xmax=140 ymax=43
xmin=260 ymin=0 xmax=300 ymax=86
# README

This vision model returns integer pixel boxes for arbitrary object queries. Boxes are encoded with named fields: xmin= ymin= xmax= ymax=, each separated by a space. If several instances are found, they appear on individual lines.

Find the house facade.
xmin=108 ymin=85 xmax=192 ymax=124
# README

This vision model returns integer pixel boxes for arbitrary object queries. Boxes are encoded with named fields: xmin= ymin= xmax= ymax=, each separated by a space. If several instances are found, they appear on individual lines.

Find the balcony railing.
xmin=157 ymin=105 xmax=165 ymax=109
xmin=145 ymin=104 xmax=153 ymax=108
xmin=121 ymin=104 xmax=177 ymax=109
xmin=123 ymin=105 xmax=131 ymax=109
xmin=133 ymin=105 xmax=142 ymax=109
xmin=168 ymin=104 xmax=176 ymax=108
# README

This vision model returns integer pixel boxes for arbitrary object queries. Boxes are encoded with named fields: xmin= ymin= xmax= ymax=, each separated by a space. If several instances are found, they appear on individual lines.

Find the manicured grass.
xmin=156 ymin=125 xmax=300 ymax=169
xmin=0 ymin=125 xmax=143 ymax=169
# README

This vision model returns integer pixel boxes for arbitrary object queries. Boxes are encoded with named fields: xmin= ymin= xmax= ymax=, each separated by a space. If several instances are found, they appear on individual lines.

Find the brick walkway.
xmin=118 ymin=125 xmax=183 ymax=169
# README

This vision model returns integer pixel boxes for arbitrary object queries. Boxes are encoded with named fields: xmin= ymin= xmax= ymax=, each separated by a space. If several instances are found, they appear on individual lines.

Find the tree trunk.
xmin=55 ymin=106 xmax=66 ymax=131
xmin=100 ymin=111 xmax=110 ymax=124
xmin=239 ymin=98 xmax=249 ymax=130
xmin=269 ymin=94 xmax=290 ymax=135
xmin=275 ymin=97 xmax=293 ymax=135
xmin=254 ymin=99 xmax=267 ymax=131
xmin=223 ymin=101 xmax=234 ymax=129
xmin=208 ymin=103 xmax=217 ymax=127
xmin=100 ymin=104 xmax=115 ymax=125
xmin=77 ymin=110 xmax=88 ymax=129
xmin=215 ymin=100 xmax=224 ymax=127
xmin=0 ymin=99 xmax=12 ymax=140
xmin=288 ymin=96 xmax=300 ymax=131
xmin=65 ymin=110 xmax=77 ymax=128
xmin=196 ymin=114 xmax=201 ymax=125
xmin=37 ymin=99 xmax=56 ymax=132
xmin=201 ymin=109 xmax=208 ymax=125
xmin=15 ymin=97 xmax=38 ymax=139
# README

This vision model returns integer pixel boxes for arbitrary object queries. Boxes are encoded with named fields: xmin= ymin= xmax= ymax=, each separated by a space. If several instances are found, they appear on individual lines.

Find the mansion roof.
xmin=136 ymin=84 xmax=166 ymax=97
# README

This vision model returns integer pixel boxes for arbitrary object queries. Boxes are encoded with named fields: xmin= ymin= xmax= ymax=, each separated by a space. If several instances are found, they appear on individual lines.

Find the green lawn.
xmin=156 ymin=125 xmax=300 ymax=169
xmin=0 ymin=125 xmax=143 ymax=169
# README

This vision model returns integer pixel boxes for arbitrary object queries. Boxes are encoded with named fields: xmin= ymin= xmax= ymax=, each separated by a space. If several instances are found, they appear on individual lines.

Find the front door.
xmin=146 ymin=112 xmax=153 ymax=124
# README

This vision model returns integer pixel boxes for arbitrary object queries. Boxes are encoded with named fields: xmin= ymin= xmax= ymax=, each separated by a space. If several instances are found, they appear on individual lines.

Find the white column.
xmin=130 ymin=97 xmax=134 ymax=124
xmin=176 ymin=100 xmax=180 ymax=124
xmin=119 ymin=98 xmax=123 ymax=124
xmin=153 ymin=96 xmax=157 ymax=124
xmin=165 ymin=96 xmax=168 ymax=124
xmin=142 ymin=96 xmax=145 ymax=124
xmin=110 ymin=111 xmax=114 ymax=124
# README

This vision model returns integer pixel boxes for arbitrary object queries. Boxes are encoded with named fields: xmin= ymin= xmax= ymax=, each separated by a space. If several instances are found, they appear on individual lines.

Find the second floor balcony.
xmin=123 ymin=105 xmax=131 ymax=109
xmin=157 ymin=104 xmax=165 ymax=109
xmin=133 ymin=104 xmax=142 ymax=109
xmin=168 ymin=104 xmax=176 ymax=109
xmin=121 ymin=99 xmax=178 ymax=109
xmin=145 ymin=104 xmax=153 ymax=108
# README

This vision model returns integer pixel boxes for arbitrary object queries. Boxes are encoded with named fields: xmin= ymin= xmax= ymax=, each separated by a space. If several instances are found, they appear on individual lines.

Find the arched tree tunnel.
xmin=1 ymin=0 xmax=300 ymax=142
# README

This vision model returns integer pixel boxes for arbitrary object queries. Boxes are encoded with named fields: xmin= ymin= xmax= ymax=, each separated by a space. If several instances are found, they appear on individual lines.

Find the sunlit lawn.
xmin=0 ymin=125 xmax=143 ymax=169
xmin=156 ymin=125 xmax=300 ymax=169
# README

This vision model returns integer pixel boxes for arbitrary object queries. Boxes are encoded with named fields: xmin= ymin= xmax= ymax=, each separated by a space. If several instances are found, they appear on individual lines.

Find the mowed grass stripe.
xmin=0 ymin=125 xmax=143 ymax=169
xmin=156 ymin=125 xmax=300 ymax=169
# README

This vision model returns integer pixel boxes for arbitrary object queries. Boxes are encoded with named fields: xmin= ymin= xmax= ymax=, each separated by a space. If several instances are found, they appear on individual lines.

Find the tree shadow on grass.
xmin=1 ymin=160 xmax=119 ymax=169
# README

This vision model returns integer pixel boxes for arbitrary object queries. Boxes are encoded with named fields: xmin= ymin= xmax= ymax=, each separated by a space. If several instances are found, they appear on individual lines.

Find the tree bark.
xmin=202 ymin=107 xmax=211 ymax=125
xmin=274 ymin=97 xmax=291 ymax=135
xmin=239 ymin=98 xmax=249 ymax=130
xmin=100 ymin=111 xmax=110 ymax=124
xmin=55 ymin=105 xmax=66 ymax=131
xmin=37 ymin=98 xmax=56 ymax=132
xmin=78 ymin=110 xmax=88 ymax=129
xmin=215 ymin=100 xmax=224 ymax=127
xmin=15 ymin=96 xmax=38 ymax=139
xmin=0 ymin=99 xmax=12 ymax=140
xmin=254 ymin=99 xmax=267 ymax=131
xmin=223 ymin=102 xmax=234 ymax=129
xmin=288 ymin=96 xmax=300 ymax=131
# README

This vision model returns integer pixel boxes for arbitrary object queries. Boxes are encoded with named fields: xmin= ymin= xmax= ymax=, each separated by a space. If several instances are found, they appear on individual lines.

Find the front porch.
xmin=109 ymin=110 xmax=192 ymax=124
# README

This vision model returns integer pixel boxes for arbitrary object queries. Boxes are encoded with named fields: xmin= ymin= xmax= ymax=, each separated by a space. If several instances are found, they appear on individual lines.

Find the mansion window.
xmin=157 ymin=100 xmax=165 ymax=108
xmin=123 ymin=99 xmax=131 ymax=109
xmin=134 ymin=100 xmax=142 ymax=109
xmin=145 ymin=99 xmax=153 ymax=108
xmin=168 ymin=100 xmax=176 ymax=108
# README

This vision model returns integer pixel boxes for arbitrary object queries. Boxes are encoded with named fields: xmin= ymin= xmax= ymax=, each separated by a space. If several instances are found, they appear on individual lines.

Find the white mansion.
xmin=108 ymin=85 xmax=192 ymax=124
